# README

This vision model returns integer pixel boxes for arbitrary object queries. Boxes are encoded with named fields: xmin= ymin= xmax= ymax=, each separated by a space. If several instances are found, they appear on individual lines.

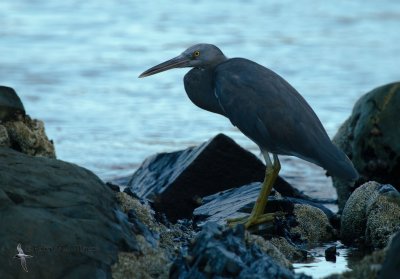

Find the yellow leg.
xmin=227 ymin=154 xmax=281 ymax=229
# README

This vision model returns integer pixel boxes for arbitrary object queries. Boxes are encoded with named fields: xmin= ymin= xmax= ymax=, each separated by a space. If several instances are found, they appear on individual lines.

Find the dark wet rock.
xmin=127 ymin=209 xmax=159 ymax=248
xmin=194 ymin=182 xmax=336 ymax=247
xmin=194 ymin=182 xmax=335 ymax=225
xmin=1 ymin=114 xmax=56 ymax=158
xmin=125 ymin=133 xmax=299 ymax=222
xmin=108 ymin=175 xmax=131 ymax=187
xmin=0 ymin=86 xmax=25 ymax=121
xmin=325 ymin=245 xmax=337 ymax=262
xmin=0 ymin=147 xmax=137 ymax=279
xmin=380 ymin=231 xmax=400 ymax=279
xmin=341 ymin=181 xmax=400 ymax=248
xmin=170 ymin=222 xmax=311 ymax=279
xmin=333 ymin=82 xmax=400 ymax=210
xmin=106 ymin=182 xmax=121 ymax=192
xmin=193 ymin=182 xmax=264 ymax=224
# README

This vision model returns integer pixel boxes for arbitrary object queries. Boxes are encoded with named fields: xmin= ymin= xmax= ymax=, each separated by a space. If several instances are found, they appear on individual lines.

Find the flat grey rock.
xmin=170 ymin=222 xmax=311 ymax=279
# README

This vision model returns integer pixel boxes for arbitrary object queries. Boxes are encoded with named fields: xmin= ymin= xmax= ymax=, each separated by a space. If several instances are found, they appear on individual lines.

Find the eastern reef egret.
xmin=139 ymin=43 xmax=358 ymax=228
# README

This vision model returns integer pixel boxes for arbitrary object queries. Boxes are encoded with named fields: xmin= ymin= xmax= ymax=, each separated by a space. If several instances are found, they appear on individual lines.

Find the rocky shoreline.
xmin=1 ymin=83 xmax=399 ymax=278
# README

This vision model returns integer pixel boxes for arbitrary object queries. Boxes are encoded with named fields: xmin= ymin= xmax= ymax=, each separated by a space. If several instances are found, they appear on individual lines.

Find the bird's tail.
xmin=318 ymin=145 xmax=359 ymax=181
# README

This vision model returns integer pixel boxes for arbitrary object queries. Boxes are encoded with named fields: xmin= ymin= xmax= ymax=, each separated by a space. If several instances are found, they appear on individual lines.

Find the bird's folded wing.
xmin=214 ymin=58 xmax=332 ymax=162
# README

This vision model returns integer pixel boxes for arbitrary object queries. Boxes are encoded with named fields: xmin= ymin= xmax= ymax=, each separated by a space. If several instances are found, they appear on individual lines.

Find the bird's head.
xmin=139 ymin=44 xmax=227 ymax=78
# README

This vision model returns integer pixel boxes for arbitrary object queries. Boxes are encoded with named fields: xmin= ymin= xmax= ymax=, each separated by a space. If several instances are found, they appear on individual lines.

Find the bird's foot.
xmin=226 ymin=212 xmax=275 ymax=229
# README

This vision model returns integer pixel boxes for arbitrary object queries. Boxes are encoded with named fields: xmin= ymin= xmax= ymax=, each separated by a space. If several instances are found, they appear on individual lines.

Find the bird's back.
xmin=213 ymin=58 xmax=358 ymax=181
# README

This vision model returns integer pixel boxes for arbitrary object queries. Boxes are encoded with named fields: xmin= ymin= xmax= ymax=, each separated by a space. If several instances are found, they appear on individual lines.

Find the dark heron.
xmin=139 ymin=43 xmax=358 ymax=228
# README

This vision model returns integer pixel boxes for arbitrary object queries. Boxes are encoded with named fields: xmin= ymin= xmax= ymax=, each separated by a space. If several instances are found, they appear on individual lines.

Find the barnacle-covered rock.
xmin=0 ymin=86 xmax=55 ymax=158
xmin=3 ymin=115 xmax=56 ymax=158
xmin=341 ymin=181 xmax=400 ymax=248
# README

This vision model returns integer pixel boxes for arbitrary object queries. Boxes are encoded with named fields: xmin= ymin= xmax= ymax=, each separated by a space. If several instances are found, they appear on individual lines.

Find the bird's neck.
xmin=203 ymin=54 xmax=228 ymax=69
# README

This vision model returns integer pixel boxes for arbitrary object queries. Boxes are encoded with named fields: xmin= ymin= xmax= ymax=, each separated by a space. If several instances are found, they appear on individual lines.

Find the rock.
xmin=112 ymin=250 xmax=171 ymax=279
xmin=246 ymin=234 xmax=292 ymax=270
xmin=194 ymin=182 xmax=336 ymax=247
xmin=325 ymin=245 xmax=337 ymax=262
xmin=0 ymin=86 xmax=54 ymax=158
xmin=333 ymin=82 xmax=400 ymax=210
xmin=290 ymin=204 xmax=336 ymax=246
xmin=0 ymin=85 xmax=25 ymax=121
xmin=380 ymin=231 xmax=400 ymax=279
xmin=115 ymin=192 xmax=159 ymax=233
xmin=193 ymin=182 xmax=265 ymax=224
xmin=269 ymin=237 xmax=307 ymax=262
xmin=1 ymin=114 xmax=56 ymax=158
xmin=341 ymin=181 xmax=400 ymax=248
xmin=0 ymin=147 xmax=137 ymax=278
xmin=0 ymin=125 xmax=10 ymax=146
xmin=127 ymin=209 xmax=159 ymax=248
xmin=106 ymin=182 xmax=121 ymax=192
xmin=170 ymin=222 xmax=311 ymax=279
xmin=125 ymin=133 xmax=297 ymax=222
xmin=112 ymin=192 xmax=195 ymax=279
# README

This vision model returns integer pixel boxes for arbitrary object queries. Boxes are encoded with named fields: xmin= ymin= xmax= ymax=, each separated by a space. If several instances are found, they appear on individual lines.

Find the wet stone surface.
xmin=170 ymin=222 xmax=311 ymax=279
xmin=194 ymin=182 xmax=337 ymax=248
xmin=125 ymin=133 xmax=294 ymax=222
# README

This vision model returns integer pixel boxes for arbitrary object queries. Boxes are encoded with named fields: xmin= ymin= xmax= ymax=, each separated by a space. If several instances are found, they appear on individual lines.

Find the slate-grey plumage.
xmin=139 ymin=43 xmax=358 ymax=228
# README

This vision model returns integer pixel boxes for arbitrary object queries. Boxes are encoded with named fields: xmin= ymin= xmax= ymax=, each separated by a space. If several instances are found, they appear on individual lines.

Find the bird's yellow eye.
xmin=193 ymin=51 xmax=200 ymax=57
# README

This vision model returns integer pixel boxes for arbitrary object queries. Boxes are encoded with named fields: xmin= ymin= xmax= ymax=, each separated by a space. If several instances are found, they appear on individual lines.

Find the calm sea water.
xmin=1 ymin=1 xmax=399 ymax=198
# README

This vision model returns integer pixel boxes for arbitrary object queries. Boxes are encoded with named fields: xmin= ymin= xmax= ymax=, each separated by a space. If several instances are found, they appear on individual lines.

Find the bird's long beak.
xmin=139 ymin=54 xmax=190 ymax=78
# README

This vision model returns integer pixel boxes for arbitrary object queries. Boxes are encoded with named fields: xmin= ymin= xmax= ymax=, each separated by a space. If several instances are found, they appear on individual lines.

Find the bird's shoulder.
xmin=214 ymin=58 xmax=294 ymax=96
xmin=215 ymin=58 xmax=279 ymax=81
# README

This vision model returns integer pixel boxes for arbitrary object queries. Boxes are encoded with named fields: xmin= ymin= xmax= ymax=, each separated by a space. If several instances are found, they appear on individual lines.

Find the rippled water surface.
xmin=1 ymin=1 xmax=399 ymax=197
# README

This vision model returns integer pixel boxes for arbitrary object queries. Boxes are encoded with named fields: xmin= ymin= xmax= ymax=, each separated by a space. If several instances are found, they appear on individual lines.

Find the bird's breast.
xmin=183 ymin=68 xmax=225 ymax=115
